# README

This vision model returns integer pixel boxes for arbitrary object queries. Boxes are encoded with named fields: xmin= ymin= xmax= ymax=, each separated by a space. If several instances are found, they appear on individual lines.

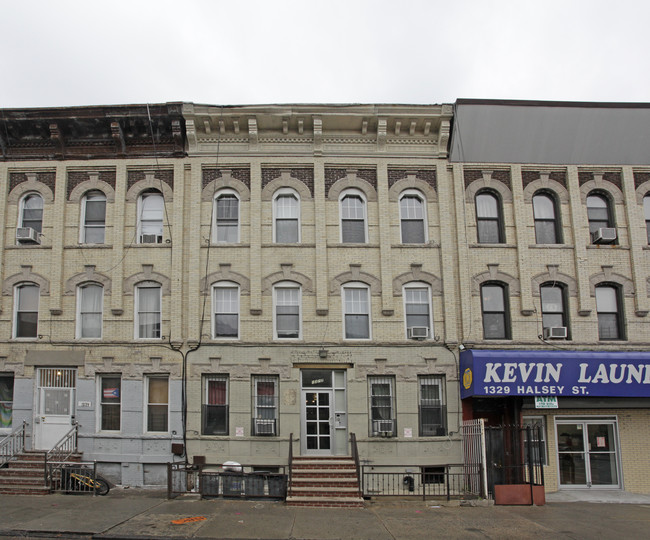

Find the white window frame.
xmin=137 ymin=190 xmax=164 ymax=244
xmin=252 ymin=375 xmax=279 ymax=436
xmin=145 ymin=375 xmax=169 ymax=433
xmin=18 ymin=192 xmax=44 ymax=233
xmin=212 ymin=282 xmax=240 ymax=339
xmin=273 ymin=282 xmax=302 ymax=340
xmin=80 ymin=190 xmax=107 ymax=244
xmin=368 ymin=376 xmax=396 ymax=437
xmin=135 ymin=282 xmax=162 ymax=340
xmin=273 ymin=188 xmax=300 ymax=243
xmin=399 ymin=190 xmax=428 ymax=244
xmin=76 ymin=283 xmax=103 ymax=339
xmin=403 ymin=283 xmax=433 ymax=340
xmin=342 ymin=282 xmax=371 ymax=340
xmin=213 ymin=189 xmax=240 ymax=244
xmin=98 ymin=374 xmax=121 ymax=432
xmin=339 ymin=189 xmax=368 ymax=243
xmin=418 ymin=375 xmax=446 ymax=437
xmin=203 ymin=375 xmax=229 ymax=435
xmin=13 ymin=283 xmax=39 ymax=339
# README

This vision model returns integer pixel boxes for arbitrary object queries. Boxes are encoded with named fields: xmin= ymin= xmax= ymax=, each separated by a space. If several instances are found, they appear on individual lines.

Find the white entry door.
xmin=33 ymin=368 xmax=76 ymax=450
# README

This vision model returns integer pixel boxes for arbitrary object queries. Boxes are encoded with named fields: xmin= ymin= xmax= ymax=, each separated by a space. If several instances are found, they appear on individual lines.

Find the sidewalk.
xmin=1 ymin=488 xmax=650 ymax=539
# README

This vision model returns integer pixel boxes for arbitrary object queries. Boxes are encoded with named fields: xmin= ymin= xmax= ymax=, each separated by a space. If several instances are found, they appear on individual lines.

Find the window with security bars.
xmin=400 ymin=193 xmax=426 ymax=244
xmin=368 ymin=376 xmax=395 ymax=436
xmin=252 ymin=376 xmax=278 ymax=436
xmin=0 ymin=375 xmax=14 ymax=429
xmin=100 ymin=375 xmax=121 ymax=431
xmin=203 ymin=375 xmax=228 ymax=435
xmin=418 ymin=376 xmax=446 ymax=436
xmin=340 ymin=192 xmax=366 ymax=243
xmin=215 ymin=193 xmax=239 ymax=243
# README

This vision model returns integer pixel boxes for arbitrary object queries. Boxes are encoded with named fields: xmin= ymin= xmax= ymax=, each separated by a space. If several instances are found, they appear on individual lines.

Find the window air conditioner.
xmin=255 ymin=419 xmax=275 ymax=435
xmin=141 ymin=234 xmax=161 ymax=244
xmin=543 ymin=326 xmax=568 ymax=340
xmin=16 ymin=227 xmax=40 ymax=244
xmin=407 ymin=327 xmax=429 ymax=339
xmin=374 ymin=420 xmax=394 ymax=435
xmin=592 ymin=227 xmax=617 ymax=244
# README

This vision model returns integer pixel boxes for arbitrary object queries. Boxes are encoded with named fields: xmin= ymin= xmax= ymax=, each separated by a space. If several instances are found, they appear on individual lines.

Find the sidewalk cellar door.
xmin=34 ymin=368 xmax=76 ymax=450
xmin=555 ymin=417 xmax=621 ymax=489
xmin=301 ymin=370 xmax=347 ymax=455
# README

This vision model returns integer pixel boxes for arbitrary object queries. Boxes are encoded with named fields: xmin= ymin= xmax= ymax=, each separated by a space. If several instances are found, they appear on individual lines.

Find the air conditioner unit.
xmin=592 ymin=227 xmax=617 ymax=244
xmin=407 ymin=327 xmax=429 ymax=339
xmin=255 ymin=419 xmax=275 ymax=436
xmin=375 ymin=420 xmax=394 ymax=435
xmin=16 ymin=227 xmax=40 ymax=244
xmin=141 ymin=234 xmax=161 ymax=244
xmin=543 ymin=326 xmax=568 ymax=340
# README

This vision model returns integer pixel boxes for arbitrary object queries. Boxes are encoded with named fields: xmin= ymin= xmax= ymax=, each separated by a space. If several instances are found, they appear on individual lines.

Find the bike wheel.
xmin=95 ymin=477 xmax=110 ymax=496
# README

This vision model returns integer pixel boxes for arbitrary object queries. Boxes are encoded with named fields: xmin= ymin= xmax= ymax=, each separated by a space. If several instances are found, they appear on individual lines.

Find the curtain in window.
xmin=22 ymin=195 xmax=44 ymax=232
xmin=138 ymin=286 xmax=161 ymax=338
xmin=80 ymin=285 xmax=102 ymax=338
xmin=207 ymin=380 xmax=227 ymax=405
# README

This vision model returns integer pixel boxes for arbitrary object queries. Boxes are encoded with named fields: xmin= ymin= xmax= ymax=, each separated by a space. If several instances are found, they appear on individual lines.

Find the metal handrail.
xmin=349 ymin=432 xmax=361 ymax=496
xmin=0 ymin=421 xmax=28 ymax=467
xmin=287 ymin=432 xmax=293 ymax=497
xmin=44 ymin=422 xmax=79 ymax=488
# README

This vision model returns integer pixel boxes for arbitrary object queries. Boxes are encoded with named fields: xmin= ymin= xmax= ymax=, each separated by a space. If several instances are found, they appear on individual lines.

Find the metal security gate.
xmin=461 ymin=419 xmax=488 ymax=498
xmin=34 ymin=368 xmax=76 ymax=450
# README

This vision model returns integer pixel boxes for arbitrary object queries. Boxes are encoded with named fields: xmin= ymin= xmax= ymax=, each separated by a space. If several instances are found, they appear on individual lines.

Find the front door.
xmin=33 ymin=368 xmax=76 ymax=450
xmin=556 ymin=418 xmax=621 ymax=489
xmin=300 ymin=369 xmax=347 ymax=455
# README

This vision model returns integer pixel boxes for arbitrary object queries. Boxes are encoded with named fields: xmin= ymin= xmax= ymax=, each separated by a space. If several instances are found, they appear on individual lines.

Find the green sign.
xmin=535 ymin=396 xmax=558 ymax=409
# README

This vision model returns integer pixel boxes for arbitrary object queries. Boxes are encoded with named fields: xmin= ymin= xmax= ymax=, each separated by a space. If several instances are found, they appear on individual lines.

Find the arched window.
xmin=77 ymin=283 xmax=103 ymax=338
xmin=480 ymin=282 xmax=510 ymax=339
xmin=595 ymin=284 xmax=624 ymax=340
xmin=540 ymin=283 xmax=568 ymax=338
xmin=135 ymin=282 xmax=161 ymax=339
xmin=14 ymin=283 xmax=39 ymax=338
xmin=644 ymin=194 xmax=650 ymax=244
xmin=212 ymin=282 xmax=239 ymax=339
xmin=81 ymin=191 xmax=106 ymax=244
xmin=342 ymin=282 xmax=371 ymax=339
xmin=403 ymin=283 xmax=432 ymax=339
xmin=273 ymin=282 xmax=301 ymax=339
xmin=399 ymin=191 xmax=427 ymax=244
xmin=17 ymin=193 xmax=44 ymax=244
xmin=214 ymin=190 xmax=239 ymax=243
xmin=138 ymin=190 xmax=163 ymax=244
xmin=475 ymin=191 xmax=504 ymax=243
xmin=274 ymin=189 xmax=300 ymax=243
xmin=340 ymin=190 xmax=367 ymax=243
xmin=533 ymin=192 xmax=561 ymax=244
xmin=586 ymin=192 xmax=615 ymax=243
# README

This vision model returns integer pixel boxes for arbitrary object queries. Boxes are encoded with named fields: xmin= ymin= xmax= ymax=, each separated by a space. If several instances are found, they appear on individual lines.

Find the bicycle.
xmin=65 ymin=467 xmax=110 ymax=495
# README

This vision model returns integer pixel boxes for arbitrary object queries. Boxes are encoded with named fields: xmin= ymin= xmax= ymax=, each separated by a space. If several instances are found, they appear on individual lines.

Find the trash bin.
xmin=244 ymin=473 xmax=266 ymax=497
xmin=267 ymin=474 xmax=287 ymax=498
xmin=201 ymin=473 xmax=220 ymax=497
xmin=222 ymin=472 xmax=244 ymax=497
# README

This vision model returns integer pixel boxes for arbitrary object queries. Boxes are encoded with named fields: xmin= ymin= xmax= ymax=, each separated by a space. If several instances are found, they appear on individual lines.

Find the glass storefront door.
xmin=556 ymin=418 xmax=620 ymax=489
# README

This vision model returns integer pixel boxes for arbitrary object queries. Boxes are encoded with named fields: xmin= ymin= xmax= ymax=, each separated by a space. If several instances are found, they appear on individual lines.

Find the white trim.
xmin=79 ymin=190 xmax=107 ymax=244
xmin=76 ymin=283 xmax=104 ymax=339
xmin=399 ymin=189 xmax=428 ymax=244
xmin=272 ymin=188 xmax=301 ymax=243
xmin=339 ymin=189 xmax=368 ymax=243
xmin=341 ymin=282 xmax=371 ymax=340
xmin=137 ymin=190 xmax=164 ymax=244
xmin=402 ymin=282 xmax=433 ymax=340
xmin=97 ymin=374 xmax=121 ymax=433
xmin=211 ymin=281 xmax=240 ymax=340
xmin=213 ymin=189 xmax=241 ymax=243
xmin=13 ymin=283 xmax=39 ymax=340
xmin=134 ymin=282 xmax=162 ymax=340
xmin=273 ymin=281 xmax=302 ymax=340
xmin=144 ymin=375 xmax=169 ymax=434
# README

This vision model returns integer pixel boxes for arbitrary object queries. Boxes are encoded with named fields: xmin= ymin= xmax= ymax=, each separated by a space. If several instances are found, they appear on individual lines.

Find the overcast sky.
xmin=1 ymin=0 xmax=648 ymax=108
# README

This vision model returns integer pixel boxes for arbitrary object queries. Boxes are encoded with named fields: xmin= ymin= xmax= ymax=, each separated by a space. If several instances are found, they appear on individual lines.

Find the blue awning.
xmin=460 ymin=349 xmax=650 ymax=399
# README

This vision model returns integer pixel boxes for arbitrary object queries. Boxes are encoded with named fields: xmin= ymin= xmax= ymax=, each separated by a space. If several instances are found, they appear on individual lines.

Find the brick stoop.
xmin=0 ymin=450 xmax=82 ymax=495
xmin=286 ymin=456 xmax=364 ymax=508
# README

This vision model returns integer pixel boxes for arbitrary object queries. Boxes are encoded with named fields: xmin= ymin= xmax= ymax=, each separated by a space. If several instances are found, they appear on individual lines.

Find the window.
xmin=77 ymin=284 xmax=103 ymax=339
xmin=14 ymin=283 xmax=39 ymax=338
xmin=399 ymin=192 xmax=426 ymax=244
xmin=19 ymin=193 xmax=44 ymax=233
xmin=644 ymin=195 xmax=650 ymax=244
xmin=81 ymin=191 xmax=106 ymax=244
xmin=214 ymin=191 xmax=239 ymax=243
xmin=0 ymin=375 xmax=14 ymax=430
xmin=252 ymin=376 xmax=278 ymax=436
xmin=595 ymin=285 xmax=624 ymax=340
xmin=368 ymin=376 xmax=395 ymax=437
xmin=419 ymin=376 xmax=446 ymax=436
xmin=475 ymin=191 xmax=503 ymax=243
xmin=274 ymin=284 xmax=301 ymax=339
xmin=274 ymin=190 xmax=300 ymax=243
xmin=481 ymin=283 xmax=510 ymax=340
xmin=146 ymin=376 xmax=168 ymax=432
xmin=586 ymin=192 xmax=614 ymax=239
xmin=202 ymin=375 xmax=228 ymax=435
xmin=522 ymin=416 xmax=547 ymax=466
xmin=99 ymin=376 xmax=121 ymax=431
xmin=212 ymin=283 xmax=239 ymax=339
xmin=404 ymin=284 xmax=432 ymax=339
xmin=540 ymin=283 xmax=568 ymax=336
xmin=343 ymin=283 xmax=370 ymax=339
xmin=533 ymin=192 xmax=561 ymax=244
xmin=340 ymin=191 xmax=367 ymax=243
xmin=138 ymin=190 xmax=163 ymax=243
xmin=136 ymin=283 xmax=161 ymax=339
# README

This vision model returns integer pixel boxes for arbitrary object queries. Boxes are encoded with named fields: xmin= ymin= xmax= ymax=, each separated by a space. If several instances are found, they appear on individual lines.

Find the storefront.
xmin=460 ymin=350 xmax=650 ymax=494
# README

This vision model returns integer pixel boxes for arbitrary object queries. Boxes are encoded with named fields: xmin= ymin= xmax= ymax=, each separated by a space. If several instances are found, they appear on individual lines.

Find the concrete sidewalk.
xmin=1 ymin=488 xmax=650 ymax=539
